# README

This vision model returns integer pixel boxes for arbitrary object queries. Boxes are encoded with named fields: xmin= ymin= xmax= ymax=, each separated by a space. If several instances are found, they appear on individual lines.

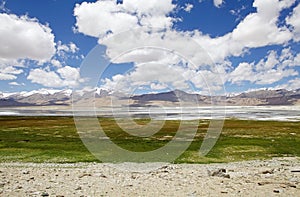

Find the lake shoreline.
xmin=0 ymin=105 xmax=300 ymax=121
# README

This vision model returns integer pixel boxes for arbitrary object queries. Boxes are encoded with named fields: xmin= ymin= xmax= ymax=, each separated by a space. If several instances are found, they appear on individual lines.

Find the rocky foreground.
xmin=0 ymin=157 xmax=299 ymax=196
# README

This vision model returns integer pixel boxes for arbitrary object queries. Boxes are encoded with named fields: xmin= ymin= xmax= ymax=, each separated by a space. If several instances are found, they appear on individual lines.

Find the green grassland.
xmin=0 ymin=116 xmax=299 ymax=163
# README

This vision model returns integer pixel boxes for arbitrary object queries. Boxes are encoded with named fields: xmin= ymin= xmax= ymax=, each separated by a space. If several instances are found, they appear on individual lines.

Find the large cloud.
xmin=74 ymin=0 xmax=176 ymax=38
xmin=0 ymin=58 xmax=23 ymax=80
xmin=74 ymin=0 xmax=298 ymax=93
xmin=0 ymin=13 xmax=56 ymax=81
xmin=27 ymin=66 xmax=81 ymax=88
xmin=230 ymin=0 xmax=294 ymax=48
xmin=276 ymin=78 xmax=300 ymax=90
xmin=0 ymin=13 xmax=55 ymax=62
xmin=286 ymin=3 xmax=300 ymax=41
xmin=75 ymin=0 xmax=296 ymax=65
xmin=229 ymin=48 xmax=299 ymax=85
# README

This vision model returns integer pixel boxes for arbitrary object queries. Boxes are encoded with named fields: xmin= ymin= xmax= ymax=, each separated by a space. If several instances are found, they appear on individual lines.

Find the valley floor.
xmin=0 ymin=157 xmax=299 ymax=196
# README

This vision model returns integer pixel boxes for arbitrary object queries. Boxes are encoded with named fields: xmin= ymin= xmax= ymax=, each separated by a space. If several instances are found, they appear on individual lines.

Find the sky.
xmin=0 ymin=0 xmax=300 ymax=95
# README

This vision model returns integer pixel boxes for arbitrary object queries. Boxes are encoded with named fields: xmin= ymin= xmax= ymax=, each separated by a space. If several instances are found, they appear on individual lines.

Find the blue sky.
xmin=0 ymin=0 xmax=300 ymax=95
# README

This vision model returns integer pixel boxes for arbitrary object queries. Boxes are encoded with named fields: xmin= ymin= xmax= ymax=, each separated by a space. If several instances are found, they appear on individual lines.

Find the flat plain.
xmin=0 ymin=116 xmax=299 ymax=163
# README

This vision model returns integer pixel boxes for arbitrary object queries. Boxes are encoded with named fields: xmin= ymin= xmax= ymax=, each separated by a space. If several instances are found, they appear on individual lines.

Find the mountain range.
xmin=1 ymin=88 xmax=300 ymax=107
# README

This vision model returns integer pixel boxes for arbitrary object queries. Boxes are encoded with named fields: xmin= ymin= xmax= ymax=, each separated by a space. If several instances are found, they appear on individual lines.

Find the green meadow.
xmin=0 ymin=116 xmax=299 ymax=163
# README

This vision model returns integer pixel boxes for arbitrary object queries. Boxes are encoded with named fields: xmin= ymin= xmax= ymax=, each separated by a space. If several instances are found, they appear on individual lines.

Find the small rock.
xmin=160 ymin=165 xmax=169 ymax=169
xmin=289 ymin=177 xmax=298 ymax=182
xmin=188 ymin=191 xmax=197 ymax=197
xmin=0 ymin=182 xmax=5 ymax=187
xmin=41 ymin=192 xmax=49 ymax=197
xmin=262 ymin=169 xmax=274 ymax=174
xmin=99 ymin=174 xmax=107 ymax=178
xmin=273 ymin=189 xmax=280 ymax=193
xmin=31 ymin=191 xmax=40 ymax=195
xmin=131 ymin=175 xmax=136 ymax=179
xmin=285 ymin=183 xmax=297 ymax=188
xmin=94 ymin=173 xmax=107 ymax=178
xmin=291 ymin=170 xmax=300 ymax=173
xmin=210 ymin=169 xmax=230 ymax=178
xmin=258 ymin=181 xmax=274 ymax=186
xmin=223 ymin=174 xmax=230 ymax=178
xmin=22 ymin=170 xmax=30 ymax=175
xmin=78 ymin=173 xmax=91 ymax=178
xmin=75 ymin=186 xmax=82 ymax=190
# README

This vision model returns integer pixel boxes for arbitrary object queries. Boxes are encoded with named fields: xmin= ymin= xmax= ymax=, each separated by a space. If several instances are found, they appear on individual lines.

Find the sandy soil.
xmin=0 ymin=157 xmax=299 ymax=196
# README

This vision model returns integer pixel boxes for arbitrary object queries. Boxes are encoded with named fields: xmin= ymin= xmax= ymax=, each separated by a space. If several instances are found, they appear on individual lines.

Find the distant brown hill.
xmin=1 ymin=88 xmax=300 ymax=107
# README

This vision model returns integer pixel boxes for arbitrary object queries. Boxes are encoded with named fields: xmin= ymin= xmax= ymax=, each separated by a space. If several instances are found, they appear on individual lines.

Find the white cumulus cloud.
xmin=286 ymin=3 xmax=300 ymax=41
xmin=229 ymin=48 xmax=299 ymax=85
xmin=27 ymin=66 xmax=81 ymax=88
xmin=74 ymin=0 xmax=176 ymax=38
xmin=230 ymin=0 xmax=293 ymax=49
xmin=0 ymin=13 xmax=55 ymax=62
xmin=0 ymin=13 xmax=56 ymax=81
xmin=74 ymin=0 xmax=298 ymax=93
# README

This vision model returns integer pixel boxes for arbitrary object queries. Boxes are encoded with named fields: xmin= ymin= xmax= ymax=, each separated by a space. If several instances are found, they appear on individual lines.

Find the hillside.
xmin=1 ymin=88 xmax=300 ymax=107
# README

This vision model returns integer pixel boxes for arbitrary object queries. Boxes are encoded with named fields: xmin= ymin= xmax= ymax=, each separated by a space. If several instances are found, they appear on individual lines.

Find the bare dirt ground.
xmin=0 ymin=157 xmax=299 ymax=196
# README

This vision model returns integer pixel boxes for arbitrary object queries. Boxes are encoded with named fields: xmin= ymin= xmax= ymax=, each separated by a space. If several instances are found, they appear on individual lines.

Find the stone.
xmin=262 ymin=169 xmax=274 ymax=174
xmin=210 ymin=169 xmax=230 ymax=178
xmin=22 ymin=170 xmax=30 ymax=175
xmin=78 ymin=173 xmax=91 ymax=178
xmin=41 ymin=192 xmax=49 ymax=197
xmin=291 ymin=170 xmax=300 ymax=173
xmin=75 ymin=186 xmax=82 ymax=190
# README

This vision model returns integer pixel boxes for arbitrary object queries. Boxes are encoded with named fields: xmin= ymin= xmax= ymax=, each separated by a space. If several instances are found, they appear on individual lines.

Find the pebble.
xmin=22 ymin=170 xmax=30 ymax=175
xmin=262 ymin=169 xmax=274 ymax=174
xmin=41 ymin=192 xmax=49 ymax=196
xmin=289 ymin=177 xmax=298 ymax=182
xmin=75 ymin=186 xmax=82 ymax=190
xmin=210 ymin=169 xmax=230 ymax=178
xmin=0 ymin=158 xmax=299 ymax=196
xmin=78 ymin=173 xmax=92 ymax=178
xmin=273 ymin=189 xmax=280 ymax=193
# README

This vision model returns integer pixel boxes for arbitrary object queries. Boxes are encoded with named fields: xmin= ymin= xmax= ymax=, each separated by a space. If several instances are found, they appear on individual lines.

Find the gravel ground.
xmin=0 ymin=157 xmax=299 ymax=196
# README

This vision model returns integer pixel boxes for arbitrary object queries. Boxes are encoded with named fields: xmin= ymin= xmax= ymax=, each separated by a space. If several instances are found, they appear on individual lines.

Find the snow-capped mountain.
xmin=0 ymin=88 xmax=300 ymax=107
